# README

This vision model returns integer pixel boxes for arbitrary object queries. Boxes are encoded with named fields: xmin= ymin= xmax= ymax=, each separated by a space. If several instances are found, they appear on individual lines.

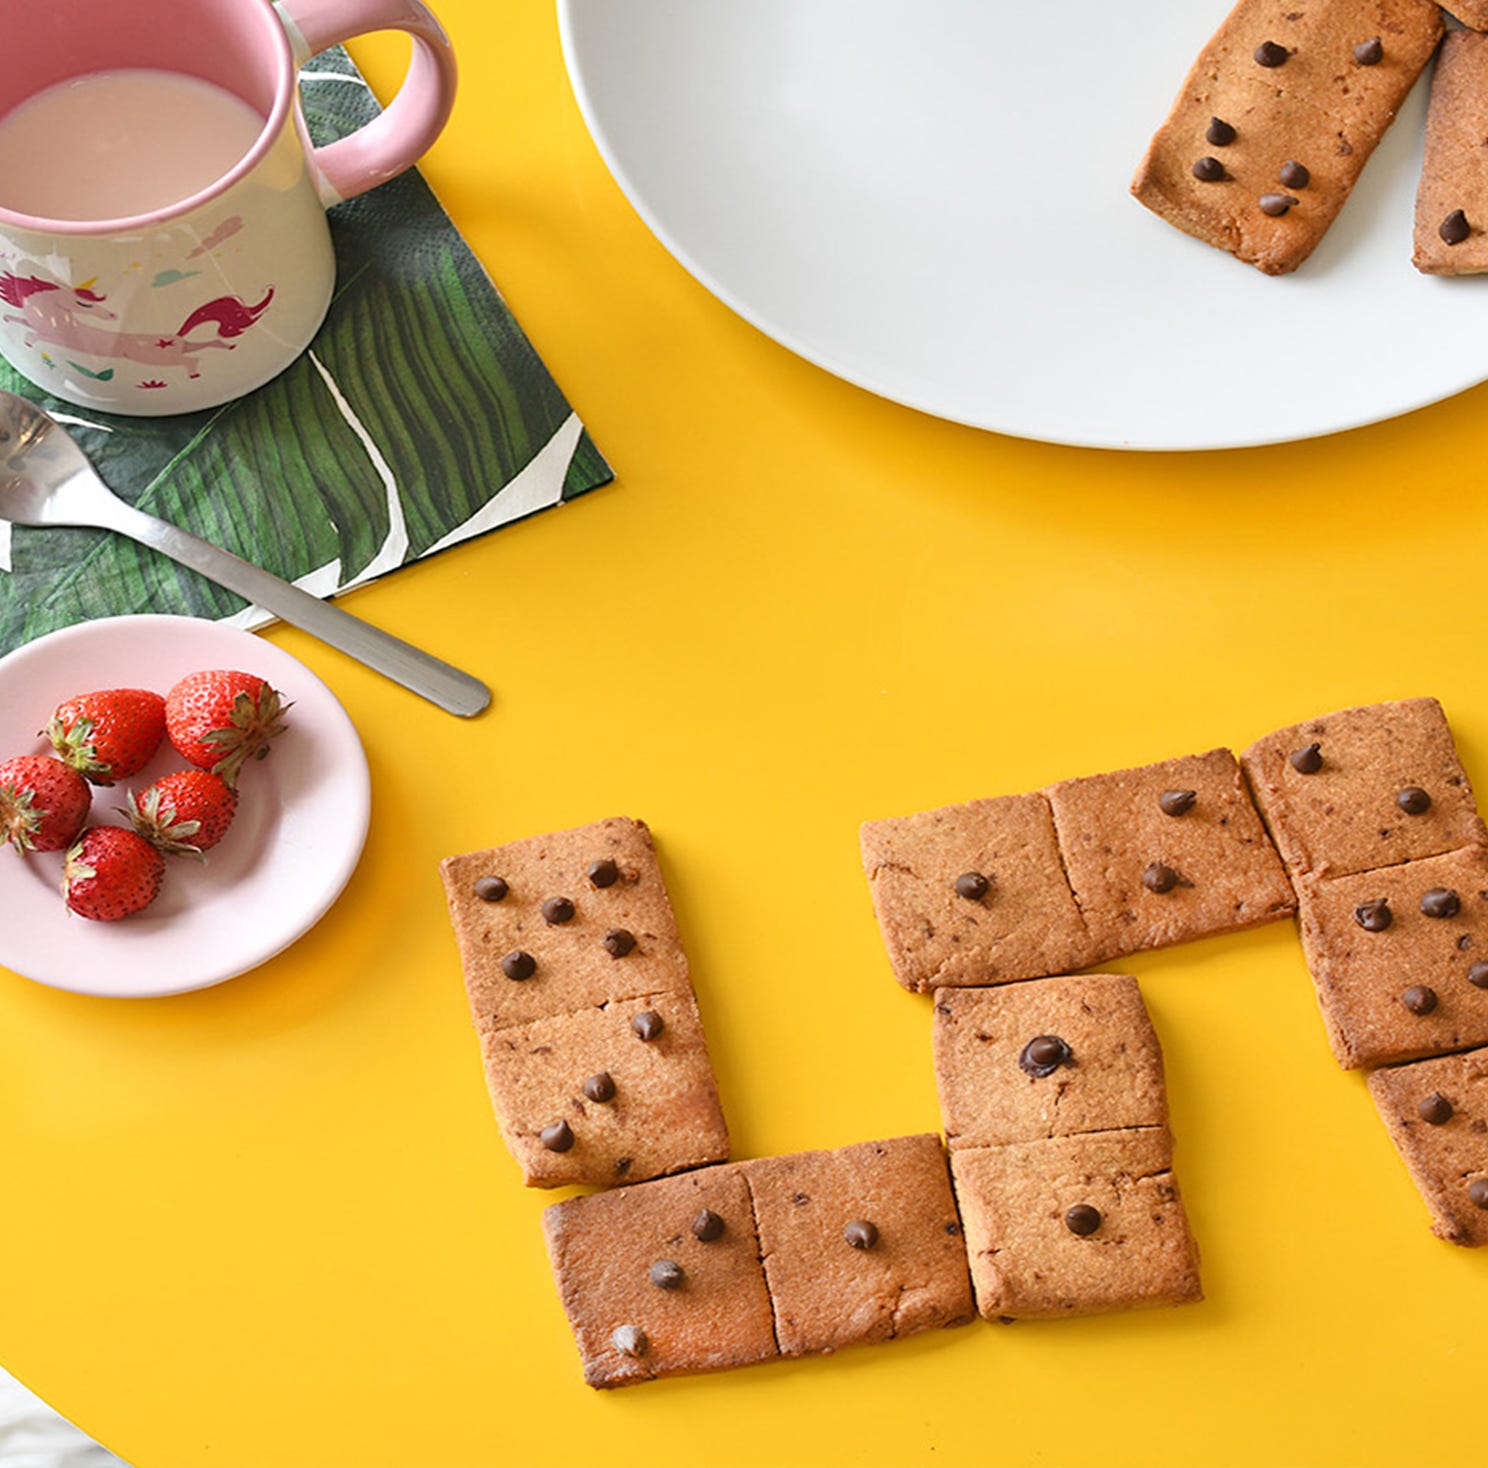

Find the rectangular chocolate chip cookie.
xmin=860 ymin=792 xmax=1103 ymax=992
xmin=1413 ymin=29 xmax=1488 ymax=273
xmin=1296 ymin=845 xmax=1488 ymax=1068
xmin=1241 ymin=699 xmax=1486 ymax=881
xmin=443 ymin=818 xmax=731 ymax=1190
xmin=743 ymin=1135 xmax=975 ymax=1357
xmin=950 ymin=1128 xmax=1202 ymax=1321
xmin=1131 ymin=0 xmax=1444 ymax=273
xmin=441 ymin=817 xmax=694 ymax=1032
xmin=1443 ymin=1 xmax=1488 ymax=29
xmin=1367 ymin=1046 xmax=1488 ymax=1245
xmin=1045 ymin=749 xmax=1295 ymax=959
xmin=542 ymin=1162 xmax=779 ymax=1387
xmin=478 ymin=989 xmax=729 ymax=1188
xmin=933 ymin=975 xmax=1169 ymax=1151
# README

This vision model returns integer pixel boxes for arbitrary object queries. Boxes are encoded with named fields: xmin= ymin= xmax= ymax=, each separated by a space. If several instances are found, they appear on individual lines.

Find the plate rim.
xmin=0 ymin=614 xmax=371 ymax=998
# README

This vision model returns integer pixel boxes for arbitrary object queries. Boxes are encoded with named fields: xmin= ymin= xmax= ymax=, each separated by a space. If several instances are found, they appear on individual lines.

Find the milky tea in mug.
xmin=0 ymin=0 xmax=456 ymax=417
xmin=0 ymin=71 xmax=266 ymax=222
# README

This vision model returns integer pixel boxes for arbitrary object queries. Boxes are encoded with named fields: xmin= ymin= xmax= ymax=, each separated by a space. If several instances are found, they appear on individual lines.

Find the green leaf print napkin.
xmin=0 ymin=48 xmax=612 ymax=655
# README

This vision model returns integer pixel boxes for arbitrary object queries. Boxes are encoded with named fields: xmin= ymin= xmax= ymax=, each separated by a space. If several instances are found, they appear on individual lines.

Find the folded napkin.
xmin=0 ymin=49 xmax=612 ymax=655
xmin=0 ymin=1366 xmax=130 ymax=1468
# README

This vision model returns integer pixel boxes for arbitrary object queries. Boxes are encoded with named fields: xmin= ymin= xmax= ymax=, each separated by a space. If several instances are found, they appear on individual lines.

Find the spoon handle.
xmin=102 ymin=499 xmax=491 ymax=718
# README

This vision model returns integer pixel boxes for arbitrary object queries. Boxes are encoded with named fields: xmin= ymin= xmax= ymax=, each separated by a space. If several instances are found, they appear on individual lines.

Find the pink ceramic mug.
xmin=0 ymin=0 xmax=456 ymax=417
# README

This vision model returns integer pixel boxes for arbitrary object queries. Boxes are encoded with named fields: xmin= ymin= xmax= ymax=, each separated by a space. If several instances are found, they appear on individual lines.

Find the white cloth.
xmin=0 ymin=1368 xmax=128 ymax=1468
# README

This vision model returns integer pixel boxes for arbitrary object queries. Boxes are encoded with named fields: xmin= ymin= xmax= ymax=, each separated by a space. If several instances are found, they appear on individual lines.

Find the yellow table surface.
xmin=5 ymin=4 xmax=1487 ymax=1465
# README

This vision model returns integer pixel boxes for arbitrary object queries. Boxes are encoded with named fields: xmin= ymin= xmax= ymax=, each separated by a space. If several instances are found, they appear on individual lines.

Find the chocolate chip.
xmin=1279 ymin=160 xmax=1310 ymax=189
xmin=1402 ymin=985 xmax=1438 ymax=1016
xmin=1421 ymin=888 xmax=1461 ymax=919
xmin=1441 ymin=209 xmax=1470 ymax=246
xmin=501 ymin=949 xmax=537 ymax=980
xmin=604 ymin=927 xmax=636 ymax=957
xmin=1142 ymin=862 xmax=1179 ymax=894
xmin=582 ymin=1072 xmax=616 ymax=1103
xmin=542 ymin=895 xmax=576 ymax=925
xmin=473 ymin=875 xmax=508 ymax=902
xmin=1419 ymin=1092 xmax=1454 ymax=1125
xmin=843 ymin=1220 xmax=879 ymax=1250
xmin=1159 ymin=789 xmax=1197 ymax=817
xmin=631 ymin=1010 xmax=665 ymax=1042
xmin=1469 ymin=1179 xmax=1488 ymax=1209
xmin=540 ymin=1120 xmax=574 ymax=1152
xmin=1260 ymin=192 xmax=1300 ymax=217
xmin=1206 ymin=116 xmax=1237 ymax=146
xmin=1290 ymin=742 xmax=1323 ymax=773
xmin=1469 ymin=961 xmax=1488 ymax=989
xmin=1020 ymin=1034 xmax=1072 ymax=1078
xmin=1192 ymin=156 xmax=1226 ymax=182
xmin=954 ymin=871 xmax=990 ymax=900
xmin=1065 ymin=1204 xmax=1102 ymax=1236
xmin=649 ymin=1259 xmax=684 ymax=1290
xmin=1397 ymin=786 xmax=1432 ymax=816
xmin=611 ymin=1324 xmax=647 ymax=1357
xmin=1353 ymin=899 xmax=1392 ymax=932
xmin=587 ymin=858 xmax=620 ymax=888
xmin=692 ymin=1209 xmax=725 ymax=1242
xmin=1254 ymin=40 xmax=1288 ymax=66
xmin=1353 ymin=36 xmax=1383 ymax=65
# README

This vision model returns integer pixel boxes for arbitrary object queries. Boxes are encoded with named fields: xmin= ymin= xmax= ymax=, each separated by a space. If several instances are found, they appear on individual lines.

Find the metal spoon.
xmin=0 ymin=390 xmax=490 ymax=717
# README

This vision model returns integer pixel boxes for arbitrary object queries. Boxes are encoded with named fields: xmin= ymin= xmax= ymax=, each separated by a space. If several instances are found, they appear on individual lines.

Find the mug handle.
xmin=273 ymin=0 xmax=457 ymax=205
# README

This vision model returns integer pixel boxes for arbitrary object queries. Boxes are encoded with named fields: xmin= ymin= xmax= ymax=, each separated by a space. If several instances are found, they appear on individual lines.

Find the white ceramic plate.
xmin=0 ymin=616 xmax=370 ymax=997
xmin=560 ymin=0 xmax=1488 ymax=450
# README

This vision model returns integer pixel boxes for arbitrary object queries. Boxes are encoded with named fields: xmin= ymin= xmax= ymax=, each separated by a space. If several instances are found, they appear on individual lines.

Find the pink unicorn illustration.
xmin=0 ymin=271 xmax=274 ymax=379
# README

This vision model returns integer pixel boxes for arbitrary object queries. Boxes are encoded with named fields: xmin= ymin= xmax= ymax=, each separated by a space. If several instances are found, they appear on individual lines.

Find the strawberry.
xmin=62 ymin=826 xmax=166 ymax=921
xmin=127 ymin=769 xmax=238 ymax=857
xmin=0 ymin=754 xmax=92 ymax=853
xmin=48 ymin=687 xmax=167 ymax=785
xmin=164 ymin=670 xmax=289 ymax=785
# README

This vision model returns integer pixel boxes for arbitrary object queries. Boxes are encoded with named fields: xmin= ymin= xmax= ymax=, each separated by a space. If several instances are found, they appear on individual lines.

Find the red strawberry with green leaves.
xmin=127 ymin=769 xmax=238 ymax=857
xmin=62 ymin=826 xmax=166 ymax=921
xmin=0 ymin=754 xmax=92 ymax=853
xmin=164 ymin=670 xmax=289 ymax=785
xmin=48 ymin=687 xmax=167 ymax=785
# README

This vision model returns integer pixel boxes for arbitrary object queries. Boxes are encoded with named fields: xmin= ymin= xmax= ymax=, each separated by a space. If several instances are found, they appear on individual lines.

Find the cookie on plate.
xmin=1131 ymin=0 xmax=1444 ymax=274
xmin=1414 ymin=30 xmax=1488 ymax=274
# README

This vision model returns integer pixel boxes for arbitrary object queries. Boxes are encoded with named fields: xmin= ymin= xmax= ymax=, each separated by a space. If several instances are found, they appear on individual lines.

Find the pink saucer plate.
xmin=0 ymin=615 xmax=370 ymax=997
